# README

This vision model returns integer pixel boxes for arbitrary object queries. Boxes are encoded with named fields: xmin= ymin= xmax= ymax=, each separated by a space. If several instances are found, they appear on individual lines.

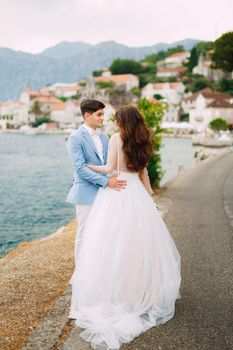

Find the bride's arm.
xmin=86 ymin=134 xmax=118 ymax=174
xmin=139 ymin=168 xmax=154 ymax=195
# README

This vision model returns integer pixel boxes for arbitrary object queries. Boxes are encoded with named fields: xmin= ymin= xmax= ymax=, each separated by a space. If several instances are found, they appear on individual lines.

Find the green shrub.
xmin=180 ymin=113 xmax=189 ymax=122
xmin=130 ymin=87 xmax=141 ymax=97
xmin=138 ymin=98 xmax=166 ymax=187
xmin=32 ymin=116 xmax=51 ymax=127
xmin=58 ymin=96 xmax=68 ymax=102
xmin=153 ymin=94 xmax=163 ymax=100
xmin=96 ymin=81 xmax=114 ymax=89
xmin=209 ymin=118 xmax=229 ymax=131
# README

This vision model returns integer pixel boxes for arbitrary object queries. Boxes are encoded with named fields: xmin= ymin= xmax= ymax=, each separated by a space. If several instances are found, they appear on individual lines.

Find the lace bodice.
xmin=87 ymin=133 xmax=154 ymax=195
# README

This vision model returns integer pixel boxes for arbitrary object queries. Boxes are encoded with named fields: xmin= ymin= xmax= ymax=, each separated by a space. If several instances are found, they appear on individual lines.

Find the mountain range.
xmin=0 ymin=39 xmax=200 ymax=102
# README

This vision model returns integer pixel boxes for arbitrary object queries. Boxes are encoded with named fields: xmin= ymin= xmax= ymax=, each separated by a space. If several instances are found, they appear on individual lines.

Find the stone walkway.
xmin=2 ymin=151 xmax=233 ymax=350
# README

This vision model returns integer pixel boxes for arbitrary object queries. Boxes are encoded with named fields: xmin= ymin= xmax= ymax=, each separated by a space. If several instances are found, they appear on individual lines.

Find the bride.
xmin=69 ymin=106 xmax=181 ymax=350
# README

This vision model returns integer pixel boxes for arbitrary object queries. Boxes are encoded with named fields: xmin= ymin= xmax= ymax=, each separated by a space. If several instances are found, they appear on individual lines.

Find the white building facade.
xmin=189 ymin=96 xmax=233 ymax=131
xmin=141 ymin=82 xmax=185 ymax=122
xmin=0 ymin=100 xmax=30 ymax=128
xmin=50 ymin=100 xmax=82 ymax=127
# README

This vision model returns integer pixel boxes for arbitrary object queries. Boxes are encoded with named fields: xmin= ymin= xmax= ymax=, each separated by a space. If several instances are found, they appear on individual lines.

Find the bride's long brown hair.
xmin=115 ymin=106 xmax=153 ymax=172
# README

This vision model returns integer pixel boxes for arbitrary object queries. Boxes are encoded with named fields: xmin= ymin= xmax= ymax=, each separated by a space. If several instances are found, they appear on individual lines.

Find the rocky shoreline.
xmin=0 ymin=221 xmax=76 ymax=350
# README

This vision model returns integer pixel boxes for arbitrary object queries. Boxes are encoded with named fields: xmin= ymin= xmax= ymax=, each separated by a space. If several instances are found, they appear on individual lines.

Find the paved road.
xmin=23 ymin=151 xmax=233 ymax=350
xmin=121 ymin=150 xmax=233 ymax=350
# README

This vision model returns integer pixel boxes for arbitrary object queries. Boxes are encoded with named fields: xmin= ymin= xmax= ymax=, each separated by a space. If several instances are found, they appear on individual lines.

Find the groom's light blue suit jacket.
xmin=66 ymin=125 xmax=109 ymax=205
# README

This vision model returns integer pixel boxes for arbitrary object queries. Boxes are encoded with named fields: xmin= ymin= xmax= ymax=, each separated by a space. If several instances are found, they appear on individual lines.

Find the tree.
xmin=195 ymin=41 xmax=214 ymax=56
xmin=96 ymin=81 xmax=114 ymax=89
xmin=188 ymin=47 xmax=198 ymax=72
xmin=130 ymin=87 xmax=141 ymax=98
xmin=190 ymin=76 xmax=213 ymax=92
xmin=209 ymin=118 xmax=229 ymax=132
xmin=144 ymin=51 xmax=166 ymax=64
xmin=138 ymin=98 xmax=166 ymax=187
xmin=217 ymin=78 xmax=233 ymax=96
xmin=93 ymin=70 xmax=102 ymax=77
xmin=71 ymin=94 xmax=81 ymax=100
xmin=153 ymin=94 xmax=163 ymax=100
xmin=30 ymin=101 xmax=43 ymax=118
xmin=168 ymin=77 xmax=178 ymax=82
xmin=166 ymin=45 xmax=185 ymax=55
xmin=144 ymin=45 xmax=184 ymax=64
xmin=109 ymin=59 xmax=144 ymax=75
xmin=30 ymin=101 xmax=51 ymax=127
xmin=58 ymin=96 xmax=68 ymax=102
xmin=140 ymin=61 xmax=156 ymax=74
xmin=180 ymin=113 xmax=189 ymax=122
xmin=211 ymin=32 xmax=233 ymax=72
xmin=31 ymin=116 xmax=51 ymax=127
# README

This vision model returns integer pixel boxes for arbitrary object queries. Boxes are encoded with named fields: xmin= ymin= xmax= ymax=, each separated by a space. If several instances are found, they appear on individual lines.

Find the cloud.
xmin=0 ymin=0 xmax=232 ymax=53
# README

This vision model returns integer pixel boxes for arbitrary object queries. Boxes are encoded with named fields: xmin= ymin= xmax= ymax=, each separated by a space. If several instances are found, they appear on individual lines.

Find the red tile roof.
xmin=207 ymin=99 xmax=233 ymax=108
xmin=33 ymin=96 xmax=61 ymax=104
xmin=185 ymin=88 xmax=232 ymax=102
xmin=28 ymin=90 xmax=51 ymax=97
xmin=167 ymin=52 xmax=189 ymax=58
xmin=157 ymin=67 xmax=187 ymax=73
xmin=95 ymin=74 xmax=137 ymax=84
xmin=50 ymin=102 xmax=66 ymax=111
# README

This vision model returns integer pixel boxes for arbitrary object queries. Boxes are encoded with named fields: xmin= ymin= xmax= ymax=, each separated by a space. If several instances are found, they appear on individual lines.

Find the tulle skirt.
xmin=69 ymin=171 xmax=181 ymax=349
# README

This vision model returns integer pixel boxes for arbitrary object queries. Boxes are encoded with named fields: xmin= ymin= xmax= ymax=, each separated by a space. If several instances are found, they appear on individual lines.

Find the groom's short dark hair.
xmin=80 ymin=99 xmax=105 ymax=116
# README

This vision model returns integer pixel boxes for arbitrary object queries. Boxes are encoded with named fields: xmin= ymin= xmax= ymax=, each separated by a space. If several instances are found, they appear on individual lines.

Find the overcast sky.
xmin=0 ymin=0 xmax=232 ymax=53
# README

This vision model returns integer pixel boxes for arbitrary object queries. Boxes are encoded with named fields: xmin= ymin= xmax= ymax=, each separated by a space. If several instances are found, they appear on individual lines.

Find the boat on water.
xmin=19 ymin=125 xmax=41 ymax=135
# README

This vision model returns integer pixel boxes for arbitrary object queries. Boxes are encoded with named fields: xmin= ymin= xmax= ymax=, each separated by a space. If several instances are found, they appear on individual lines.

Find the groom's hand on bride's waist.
xmin=108 ymin=174 xmax=127 ymax=190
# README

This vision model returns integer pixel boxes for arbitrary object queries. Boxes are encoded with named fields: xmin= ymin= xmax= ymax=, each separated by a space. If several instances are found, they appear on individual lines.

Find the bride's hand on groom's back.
xmin=108 ymin=174 xmax=127 ymax=190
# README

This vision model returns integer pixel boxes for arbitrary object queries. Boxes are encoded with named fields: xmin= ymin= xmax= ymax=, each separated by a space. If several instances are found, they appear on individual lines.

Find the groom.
xmin=66 ymin=99 xmax=127 ymax=266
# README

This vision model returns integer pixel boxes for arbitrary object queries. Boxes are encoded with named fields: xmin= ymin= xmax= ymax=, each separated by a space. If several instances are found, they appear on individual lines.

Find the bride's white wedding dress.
xmin=69 ymin=133 xmax=181 ymax=350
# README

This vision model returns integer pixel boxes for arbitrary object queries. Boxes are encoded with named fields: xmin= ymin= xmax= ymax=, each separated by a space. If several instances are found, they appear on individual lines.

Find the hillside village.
xmin=0 ymin=42 xmax=233 ymax=134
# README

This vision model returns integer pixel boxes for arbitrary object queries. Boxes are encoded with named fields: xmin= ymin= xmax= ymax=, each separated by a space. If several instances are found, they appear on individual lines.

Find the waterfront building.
xmin=0 ymin=100 xmax=30 ymax=128
xmin=29 ymin=95 xmax=61 ymax=115
xmin=50 ymin=100 xmax=82 ymax=128
xmin=182 ymin=88 xmax=232 ymax=114
xmin=189 ymin=98 xmax=233 ymax=132
xmin=182 ymin=88 xmax=233 ymax=131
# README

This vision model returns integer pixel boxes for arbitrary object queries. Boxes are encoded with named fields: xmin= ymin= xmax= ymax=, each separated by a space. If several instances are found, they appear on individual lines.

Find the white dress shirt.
xmin=83 ymin=123 xmax=104 ymax=163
